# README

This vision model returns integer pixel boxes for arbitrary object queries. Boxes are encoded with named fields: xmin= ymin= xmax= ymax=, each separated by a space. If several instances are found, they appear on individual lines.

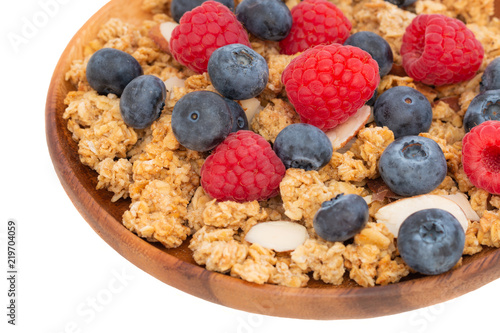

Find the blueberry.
xmin=344 ymin=31 xmax=394 ymax=77
xmin=464 ymin=89 xmax=500 ymax=132
xmin=172 ymin=91 xmax=233 ymax=152
xmin=480 ymin=57 xmax=500 ymax=92
xmin=384 ymin=0 xmax=418 ymax=8
xmin=224 ymin=98 xmax=249 ymax=133
xmin=313 ymin=194 xmax=369 ymax=242
xmin=120 ymin=75 xmax=167 ymax=129
xmin=273 ymin=123 xmax=333 ymax=171
xmin=236 ymin=0 xmax=292 ymax=42
xmin=366 ymin=90 xmax=378 ymax=107
xmin=86 ymin=48 xmax=143 ymax=97
xmin=208 ymin=44 xmax=269 ymax=100
xmin=170 ymin=0 xmax=235 ymax=23
xmin=378 ymin=136 xmax=447 ymax=197
xmin=398 ymin=208 xmax=465 ymax=275
xmin=373 ymin=86 xmax=432 ymax=138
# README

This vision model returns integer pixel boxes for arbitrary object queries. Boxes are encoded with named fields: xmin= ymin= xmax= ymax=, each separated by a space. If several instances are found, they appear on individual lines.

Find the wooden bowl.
xmin=46 ymin=0 xmax=500 ymax=319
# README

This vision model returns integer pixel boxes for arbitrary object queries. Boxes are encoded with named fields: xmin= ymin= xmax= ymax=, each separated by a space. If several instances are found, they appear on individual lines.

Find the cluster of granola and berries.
xmin=63 ymin=0 xmax=500 ymax=287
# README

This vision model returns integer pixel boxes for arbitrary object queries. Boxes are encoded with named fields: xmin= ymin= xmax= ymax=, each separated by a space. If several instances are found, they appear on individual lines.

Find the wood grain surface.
xmin=46 ymin=0 xmax=500 ymax=319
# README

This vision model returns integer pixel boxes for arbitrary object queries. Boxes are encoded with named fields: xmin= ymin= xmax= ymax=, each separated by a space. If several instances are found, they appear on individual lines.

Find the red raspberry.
xmin=401 ymin=14 xmax=484 ymax=86
xmin=282 ymin=44 xmax=379 ymax=131
xmin=279 ymin=0 xmax=351 ymax=55
xmin=200 ymin=131 xmax=285 ymax=202
xmin=462 ymin=121 xmax=500 ymax=195
xmin=169 ymin=1 xmax=251 ymax=74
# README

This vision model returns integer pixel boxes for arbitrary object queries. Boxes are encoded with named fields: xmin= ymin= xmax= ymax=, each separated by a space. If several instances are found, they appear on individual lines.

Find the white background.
xmin=1 ymin=0 xmax=499 ymax=332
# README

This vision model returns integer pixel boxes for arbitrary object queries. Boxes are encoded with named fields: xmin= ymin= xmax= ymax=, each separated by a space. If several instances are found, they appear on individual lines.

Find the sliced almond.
xmin=325 ymin=105 xmax=371 ymax=151
xmin=375 ymin=194 xmax=469 ymax=237
xmin=239 ymin=98 xmax=263 ymax=122
xmin=442 ymin=193 xmax=480 ymax=221
xmin=164 ymin=76 xmax=186 ymax=100
xmin=244 ymin=221 xmax=308 ymax=252
xmin=164 ymin=76 xmax=186 ymax=91
xmin=367 ymin=178 xmax=401 ymax=202
xmin=149 ymin=21 xmax=178 ymax=54
xmin=363 ymin=195 xmax=373 ymax=205
xmin=366 ymin=107 xmax=375 ymax=124
xmin=336 ymin=137 xmax=356 ymax=154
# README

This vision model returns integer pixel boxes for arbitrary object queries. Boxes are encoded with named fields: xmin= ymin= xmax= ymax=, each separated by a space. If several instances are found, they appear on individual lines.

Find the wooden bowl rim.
xmin=45 ymin=0 xmax=500 ymax=320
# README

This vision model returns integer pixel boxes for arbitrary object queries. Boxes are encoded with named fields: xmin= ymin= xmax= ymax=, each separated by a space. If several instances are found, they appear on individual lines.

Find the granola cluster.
xmin=344 ymin=222 xmax=410 ymax=287
xmin=62 ymin=0 xmax=500 ymax=288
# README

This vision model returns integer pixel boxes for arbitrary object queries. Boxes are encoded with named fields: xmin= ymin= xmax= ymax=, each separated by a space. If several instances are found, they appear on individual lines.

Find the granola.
xmin=251 ymin=99 xmax=301 ymax=143
xmin=343 ymin=223 xmax=410 ymax=287
xmin=189 ymin=226 xmax=249 ymax=273
xmin=477 ymin=211 xmax=500 ymax=247
xmin=291 ymin=239 xmax=346 ymax=285
xmin=62 ymin=0 xmax=500 ymax=288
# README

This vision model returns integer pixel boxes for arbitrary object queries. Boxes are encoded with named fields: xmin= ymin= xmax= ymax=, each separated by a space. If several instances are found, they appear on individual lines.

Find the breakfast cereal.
xmin=63 ymin=0 xmax=500 ymax=287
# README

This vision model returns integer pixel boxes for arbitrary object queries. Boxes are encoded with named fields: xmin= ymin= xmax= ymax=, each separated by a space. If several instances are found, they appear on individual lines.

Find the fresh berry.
xmin=279 ymin=0 xmax=352 ymax=55
xmin=172 ymin=91 xmax=233 ymax=152
xmin=273 ymin=123 xmax=333 ymax=171
xmin=384 ymin=0 xmax=417 ymax=7
xmin=464 ymin=90 xmax=500 ymax=132
xmin=224 ymin=98 xmax=249 ymax=132
xmin=378 ymin=136 xmax=447 ymax=197
xmin=398 ymin=208 xmax=465 ymax=275
xmin=208 ymin=44 xmax=269 ymax=100
xmin=282 ymin=43 xmax=380 ymax=131
xmin=462 ymin=120 xmax=500 ymax=194
xmin=480 ymin=57 xmax=500 ymax=92
xmin=169 ymin=1 xmax=251 ymax=74
xmin=200 ymin=130 xmax=286 ymax=202
xmin=373 ymin=86 xmax=432 ymax=138
xmin=366 ymin=90 xmax=377 ymax=106
xmin=86 ymin=48 xmax=143 ymax=97
xmin=344 ymin=31 xmax=394 ymax=77
xmin=235 ymin=0 xmax=292 ymax=42
xmin=313 ymin=194 xmax=369 ymax=242
xmin=120 ymin=75 xmax=166 ymax=129
xmin=170 ymin=0 xmax=234 ymax=23
xmin=401 ymin=14 xmax=484 ymax=86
